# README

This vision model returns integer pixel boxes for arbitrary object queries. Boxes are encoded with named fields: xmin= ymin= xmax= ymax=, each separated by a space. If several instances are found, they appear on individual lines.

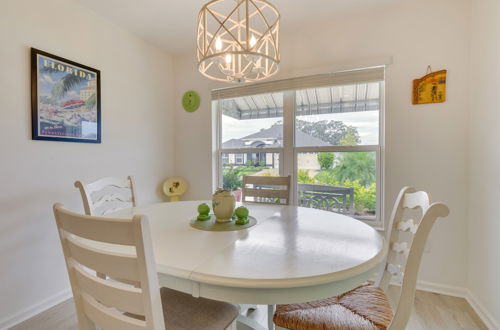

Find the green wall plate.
xmin=182 ymin=90 xmax=200 ymax=112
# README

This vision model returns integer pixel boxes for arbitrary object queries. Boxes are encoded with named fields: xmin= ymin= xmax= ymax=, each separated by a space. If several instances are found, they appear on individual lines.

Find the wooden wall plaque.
xmin=412 ymin=69 xmax=447 ymax=105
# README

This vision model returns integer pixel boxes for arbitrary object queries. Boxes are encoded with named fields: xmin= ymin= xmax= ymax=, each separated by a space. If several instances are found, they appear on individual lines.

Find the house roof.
xmin=242 ymin=124 xmax=283 ymax=140
xmin=222 ymin=124 xmax=330 ymax=149
xmin=221 ymin=138 xmax=246 ymax=149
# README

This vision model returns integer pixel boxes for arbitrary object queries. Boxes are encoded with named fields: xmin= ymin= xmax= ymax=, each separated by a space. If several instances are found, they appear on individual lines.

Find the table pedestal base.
xmin=237 ymin=314 xmax=268 ymax=330
xmin=235 ymin=304 xmax=275 ymax=330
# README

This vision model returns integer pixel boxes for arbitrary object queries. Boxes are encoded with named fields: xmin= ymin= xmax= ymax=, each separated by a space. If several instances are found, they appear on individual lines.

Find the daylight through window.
xmin=214 ymin=68 xmax=384 ymax=225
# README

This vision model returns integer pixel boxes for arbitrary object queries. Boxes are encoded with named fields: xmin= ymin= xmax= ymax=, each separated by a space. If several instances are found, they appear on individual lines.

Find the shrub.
xmin=314 ymin=169 xmax=338 ymax=185
xmin=317 ymin=152 xmax=334 ymax=169
xmin=222 ymin=168 xmax=242 ymax=191
xmin=342 ymin=180 xmax=377 ymax=211
xmin=222 ymin=164 xmax=271 ymax=191
xmin=313 ymin=171 xmax=376 ymax=211
xmin=297 ymin=169 xmax=315 ymax=184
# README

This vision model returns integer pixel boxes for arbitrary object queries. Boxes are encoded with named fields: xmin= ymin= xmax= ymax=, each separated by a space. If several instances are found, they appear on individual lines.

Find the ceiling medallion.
xmin=197 ymin=0 xmax=280 ymax=83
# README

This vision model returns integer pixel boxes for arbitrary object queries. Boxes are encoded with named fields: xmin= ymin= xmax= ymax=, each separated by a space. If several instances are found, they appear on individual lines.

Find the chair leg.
xmin=268 ymin=304 xmax=275 ymax=330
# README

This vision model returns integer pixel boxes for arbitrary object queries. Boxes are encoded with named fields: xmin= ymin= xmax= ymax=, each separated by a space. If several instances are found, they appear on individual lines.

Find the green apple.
xmin=235 ymin=206 xmax=249 ymax=219
xmin=198 ymin=203 xmax=210 ymax=216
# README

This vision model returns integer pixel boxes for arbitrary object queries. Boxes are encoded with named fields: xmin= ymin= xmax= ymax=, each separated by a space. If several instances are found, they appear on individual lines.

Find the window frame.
xmin=213 ymin=71 xmax=385 ymax=229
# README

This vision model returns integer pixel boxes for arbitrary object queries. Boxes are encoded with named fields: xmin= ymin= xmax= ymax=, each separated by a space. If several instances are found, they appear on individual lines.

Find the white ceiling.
xmin=76 ymin=0 xmax=401 ymax=54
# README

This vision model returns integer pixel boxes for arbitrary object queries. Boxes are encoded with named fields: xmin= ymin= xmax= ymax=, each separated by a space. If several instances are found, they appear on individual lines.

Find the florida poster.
xmin=31 ymin=48 xmax=101 ymax=143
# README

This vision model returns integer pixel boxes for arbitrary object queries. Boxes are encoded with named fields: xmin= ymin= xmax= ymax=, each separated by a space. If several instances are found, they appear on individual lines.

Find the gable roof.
xmin=221 ymin=124 xmax=330 ymax=148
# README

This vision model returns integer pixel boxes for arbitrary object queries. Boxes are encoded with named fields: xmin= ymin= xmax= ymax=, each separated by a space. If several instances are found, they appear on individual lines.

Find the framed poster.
xmin=31 ymin=48 xmax=101 ymax=143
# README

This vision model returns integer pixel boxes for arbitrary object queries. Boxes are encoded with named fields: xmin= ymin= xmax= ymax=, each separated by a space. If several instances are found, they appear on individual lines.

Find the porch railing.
xmin=298 ymin=183 xmax=354 ymax=215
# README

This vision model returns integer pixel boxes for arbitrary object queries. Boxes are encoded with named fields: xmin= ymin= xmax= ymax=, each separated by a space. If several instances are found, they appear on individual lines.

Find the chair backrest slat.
xmin=73 ymin=264 xmax=145 ymax=315
xmin=53 ymin=203 xmax=165 ymax=330
xmin=374 ymin=187 xmax=449 ymax=330
xmin=397 ymin=219 xmax=418 ymax=234
xmin=243 ymin=175 xmax=290 ymax=186
xmin=75 ymin=176 xmax=137 ymax=216
xmin=80 ymin=293 xmax=147 ymax=330
xmin=243 ymin=188 xmax=289 ymax=200
xmin=58 ymin=213 xmax=135 ymax=245
xmin=402 ymin=191 xmax=430 ymax=211
xmin=92 ymin=193 xmax=133 ymax=210
xmin=242 ymin=175 xmax=291 ymax=205
xmin=66 ymin=237 xmax=140 ymax=282
xmin=86 ymin=177 xmax=132 ymax=194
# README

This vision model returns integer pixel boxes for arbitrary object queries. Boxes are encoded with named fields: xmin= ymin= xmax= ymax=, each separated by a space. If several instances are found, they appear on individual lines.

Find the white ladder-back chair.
xmin=75 ymin=176 xmax=137 ymax=216
xmin=242 ymin=175 xmax=291 ymax=205
xmin=53 ymin=204 xmax=239 ymax=330
xmin=273 ymin=187 xmax=449 ymax=330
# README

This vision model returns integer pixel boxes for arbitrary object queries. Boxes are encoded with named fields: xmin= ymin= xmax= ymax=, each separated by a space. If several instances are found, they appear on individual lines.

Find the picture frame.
xmin=412 ymin=68 xmax=447 ymax=105
xmin=31 ymin=48 xmax=101 ymax=143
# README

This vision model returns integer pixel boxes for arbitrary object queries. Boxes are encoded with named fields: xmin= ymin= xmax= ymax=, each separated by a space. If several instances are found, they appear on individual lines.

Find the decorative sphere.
xmin=235 ymin=206 xmax=249 ymax=218
xmin=198 ymin=203 xmax=210 ymax=215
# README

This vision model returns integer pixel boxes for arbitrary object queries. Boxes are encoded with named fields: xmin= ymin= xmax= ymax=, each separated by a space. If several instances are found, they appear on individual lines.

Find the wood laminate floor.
xmin=10 ymin=289 xmax=487 ymax=330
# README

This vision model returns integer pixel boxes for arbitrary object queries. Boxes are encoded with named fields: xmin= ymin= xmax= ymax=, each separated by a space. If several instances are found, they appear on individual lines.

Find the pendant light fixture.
xmin=197 ymin=0 xmax=280 ymax=83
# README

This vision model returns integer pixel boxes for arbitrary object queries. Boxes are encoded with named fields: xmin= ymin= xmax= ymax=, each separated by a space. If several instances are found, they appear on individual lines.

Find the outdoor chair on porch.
xmin=297 ymin=183 xmax=354 ymax=215
xmin=241 ymin=175 xmax=291 ymax=205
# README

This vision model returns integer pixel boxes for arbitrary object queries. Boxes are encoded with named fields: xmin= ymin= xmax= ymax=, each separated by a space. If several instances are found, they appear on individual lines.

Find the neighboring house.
xmin=222 ymin=124 xmax=329 ymax=171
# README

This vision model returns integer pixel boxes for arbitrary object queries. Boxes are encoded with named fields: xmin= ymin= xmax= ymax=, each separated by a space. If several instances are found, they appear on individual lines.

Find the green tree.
xmin=273 ymin=119 xmax=360 ymax=146
xmin=339 ymin=127 xmax=360 ymax=146
xmin=317 ymin=152 xmax=334 ymax=169
xmin=334 ymin=152 xmax=376 ymax=186
xmin=295 ymin=119 xmax=361 ymax=145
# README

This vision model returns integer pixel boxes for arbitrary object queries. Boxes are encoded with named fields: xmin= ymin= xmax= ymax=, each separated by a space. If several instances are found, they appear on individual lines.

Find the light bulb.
xmin=215 ymin=37 xmax=222 ymax=51
xmin=225 ymin=54 xmax=232 ymax=64
xmin=249 ymin=35 xmax=257 ymax=48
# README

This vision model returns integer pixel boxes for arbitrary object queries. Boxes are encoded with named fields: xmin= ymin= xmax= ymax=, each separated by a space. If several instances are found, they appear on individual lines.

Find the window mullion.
xmin=282 ymin=90 xmax=296 ymax=204
xmin=214 ymin=100 xmax=223 ymax=190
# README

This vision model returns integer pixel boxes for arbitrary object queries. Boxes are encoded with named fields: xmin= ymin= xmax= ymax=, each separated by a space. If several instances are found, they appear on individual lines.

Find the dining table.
xmin=108 ymin=201 xmax=387 ymax=330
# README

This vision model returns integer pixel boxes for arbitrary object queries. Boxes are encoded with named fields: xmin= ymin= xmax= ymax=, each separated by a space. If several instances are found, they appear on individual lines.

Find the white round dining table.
xmin=109 ymin=201 xmax=387 ymax=330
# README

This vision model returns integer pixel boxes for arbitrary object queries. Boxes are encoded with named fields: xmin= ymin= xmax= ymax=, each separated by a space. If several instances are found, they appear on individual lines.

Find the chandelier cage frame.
xmin=197 ymin=0 xmax=280 ymax=83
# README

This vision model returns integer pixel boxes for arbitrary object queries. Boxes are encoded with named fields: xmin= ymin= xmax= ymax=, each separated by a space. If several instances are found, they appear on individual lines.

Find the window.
xmin=214 ymin=68 xmax=384 ymax=226
xmin=235 ymin=153 xmax=244 ymax=164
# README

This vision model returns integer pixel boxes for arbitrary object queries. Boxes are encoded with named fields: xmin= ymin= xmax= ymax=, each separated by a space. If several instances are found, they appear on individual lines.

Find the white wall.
xmin=0 ymin=0 xmax=174 ymax=327
xmin=173 ymin=0 xmax=470 ymax=289
xmin=468 ymin=0 xmax=500 ymax=326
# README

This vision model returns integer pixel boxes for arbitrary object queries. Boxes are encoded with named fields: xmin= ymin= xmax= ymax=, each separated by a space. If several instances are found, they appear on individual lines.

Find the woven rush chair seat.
xmin=273 ymin=283 xmax=393 ymax=330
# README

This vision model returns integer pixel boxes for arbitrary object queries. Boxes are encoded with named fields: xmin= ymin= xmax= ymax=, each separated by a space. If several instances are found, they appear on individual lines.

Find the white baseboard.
xmin=0 ymin=289 xmax=72 ymax=330
xmin=464 ymin=290 xmax=500 ymax=330
xmin=415 ymin=280 xmax=468 ymax=298
xmin=415 ymin=280 xmax=499 ymax=330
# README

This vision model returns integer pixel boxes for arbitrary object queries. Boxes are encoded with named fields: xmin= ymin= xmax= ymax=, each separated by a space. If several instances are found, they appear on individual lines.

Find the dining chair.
xmin=273 ymin=186 xmax=449 ymax=330
xmin=74 ymin=176 xmax=137 ymax=216
xmin=241 ymin=175 xmax=291 ymax=205
xmin=241 ymin=175 xmax=291 ymax=324
xmin=53 ymin=203 xmax=239 ymax=330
